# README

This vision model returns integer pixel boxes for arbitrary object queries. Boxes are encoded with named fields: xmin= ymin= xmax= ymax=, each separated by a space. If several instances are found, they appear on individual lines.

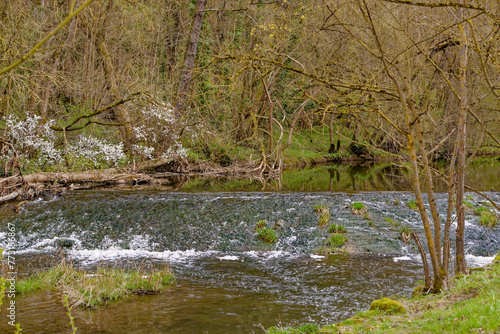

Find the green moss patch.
xmin=369 ymin=298 xmax=406 ymax=314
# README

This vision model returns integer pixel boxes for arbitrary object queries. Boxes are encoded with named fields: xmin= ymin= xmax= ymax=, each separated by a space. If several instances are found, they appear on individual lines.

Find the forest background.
xmin=0 ymin=0 xmax=498 ymax=174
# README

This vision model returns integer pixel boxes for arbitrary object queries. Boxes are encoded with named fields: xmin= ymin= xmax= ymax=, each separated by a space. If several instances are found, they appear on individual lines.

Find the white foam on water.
xmin=243 ymin=250 xmax=295 ymax=261
xmin=218 ymin=255 xmax=239 ymax=261
xmin=310 ymin=254 xmax=325 ymax=260
xmin=68 ymin=248 xmax=217 ymax=265
xmin=393 ymin=256 xmax=412 ymax=262
xmin=129 ymin=235 xmax=157 ymax=250
xmin=5 ymin=236 xmax=83 ymax=255
xmin=465 ymin=254 xmax=495 ymax=267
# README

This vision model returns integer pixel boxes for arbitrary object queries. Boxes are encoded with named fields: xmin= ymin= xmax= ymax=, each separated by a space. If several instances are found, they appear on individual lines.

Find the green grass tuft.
xmin=351 ymin=202 xmax=367 ymax=216
xmin=328 ymin=224 xmax=347 ymax=234
xmin=329 ymin=233 xmax=347 ymax=248
xmin=479 ymin=211 xmax=498 ymax=227
xmin=16 ymin=263 xmax=174 ymax=307
xmin=406 ymin=199 xmax=418 ymax=210
xmin=473 ymin=206 xmax=489 ymax=216
xmin=351 ymin=202 xmax=364 ymax=210
xmin=399 ymin=227 xmax=412 ymax=243
xmin=313 ymin=204 xmax=328 ymax=212
xmin=257 ymin=227 xmax=278 ymax=243
xmin=315 ymin=204 xmax=330 ymax=226
xmin=384 ymin=217 xmax=400 ymax=227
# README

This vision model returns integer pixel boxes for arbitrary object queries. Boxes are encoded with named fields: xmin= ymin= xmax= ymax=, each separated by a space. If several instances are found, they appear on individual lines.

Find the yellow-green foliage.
xmin=369 ymin=298 xmax=405 ymax=314
xmin=412 ymin=285 xmax=425 ymax=297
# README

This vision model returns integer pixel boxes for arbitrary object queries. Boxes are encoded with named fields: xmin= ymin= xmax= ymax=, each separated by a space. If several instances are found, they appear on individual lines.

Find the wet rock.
xmin=55 ymin=238 xmax=75 ymax=248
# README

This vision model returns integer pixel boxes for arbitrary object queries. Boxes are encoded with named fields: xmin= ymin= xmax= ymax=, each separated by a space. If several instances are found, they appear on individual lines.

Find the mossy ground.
xmin=267 ymin=255 xmax=500 ymax=333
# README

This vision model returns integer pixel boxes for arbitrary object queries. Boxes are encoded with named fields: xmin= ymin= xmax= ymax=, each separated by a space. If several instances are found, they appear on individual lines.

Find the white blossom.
xmin=132 ymin=144 xmax=154 ymax=159
xmin=4 ymin=113 xmax=61 ymax=163
xmin=70 ymin=135 xmax=125 ymax=164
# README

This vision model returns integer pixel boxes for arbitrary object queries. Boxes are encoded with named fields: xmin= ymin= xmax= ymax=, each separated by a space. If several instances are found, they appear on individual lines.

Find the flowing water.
xmin=1 ymin=162 xmax=499 ymax=333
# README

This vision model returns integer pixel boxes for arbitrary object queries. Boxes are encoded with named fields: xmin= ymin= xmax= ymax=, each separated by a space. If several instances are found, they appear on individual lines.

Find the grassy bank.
xmin=13 ymin=263 xmax=175 ymax=308
xmin=267 ymin=254 xmax=500 ymax=334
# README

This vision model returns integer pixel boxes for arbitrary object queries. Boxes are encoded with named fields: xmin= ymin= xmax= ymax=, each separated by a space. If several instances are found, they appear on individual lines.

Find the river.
xmin=1 ymin=161 xmax=499 ymax=333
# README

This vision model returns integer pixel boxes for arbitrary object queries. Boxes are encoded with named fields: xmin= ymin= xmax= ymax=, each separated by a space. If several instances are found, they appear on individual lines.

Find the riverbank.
xmin=2 ymin=156 xmax=500 ymax=206
xmin=267 ymin=253 xmax=500 ymax=334
xmin=2 ymin=122 xmax=500 ymax=203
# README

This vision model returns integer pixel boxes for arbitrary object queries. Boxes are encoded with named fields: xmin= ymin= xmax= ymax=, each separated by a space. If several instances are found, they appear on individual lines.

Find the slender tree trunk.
xmin=95 ymin=0 xmax=133 ymax=150
xmin=262 ymin=78 xmax=274 ymax=153
xmin=175 ymin=0 xmax=207 ymax=118
xmin=1 ymin=74 xmax=11 ymax=119
xmin=329 ymin=113 xmax=336 ymax=153
xmin=39 ymin=0 xmax=80 ymax=119
xmin=358 ymin=0 xmax=446 ymax=291
xmin=412 ymin=232 xmax=432 ymax=289
xmin=455 ymin=11 xmax=468 ymax=274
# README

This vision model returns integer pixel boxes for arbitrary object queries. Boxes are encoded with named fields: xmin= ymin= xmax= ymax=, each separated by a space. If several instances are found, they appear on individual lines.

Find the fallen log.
xmin=0 ymin=171 xmax=154 ymax=204
xmin=1 ymin=171 xmax=152 ymax=186
xmin=0 ymin=190 xmax=20 ymax=204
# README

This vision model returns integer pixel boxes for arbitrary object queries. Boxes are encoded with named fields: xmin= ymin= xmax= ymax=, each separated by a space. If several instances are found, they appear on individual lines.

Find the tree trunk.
xmin=95 ymin=0 xmax=133 ymax=150
xmin=39 ymin=0 xmax=80 ymax=119
xmin=175 ymin=0 xmax=207 ymax=118
xmin=455 ymin=11 xmax=468 ymax=274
